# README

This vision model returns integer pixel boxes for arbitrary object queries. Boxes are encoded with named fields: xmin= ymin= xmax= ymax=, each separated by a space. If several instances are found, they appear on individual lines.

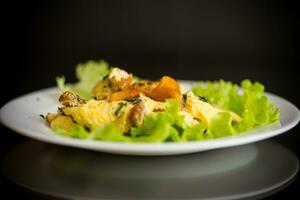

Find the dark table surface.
xmin=0 ymin=122 xmax=299 ymax=199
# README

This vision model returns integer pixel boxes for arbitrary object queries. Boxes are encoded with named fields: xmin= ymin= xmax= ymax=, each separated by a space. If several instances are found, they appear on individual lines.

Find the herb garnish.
xmin=39 ymin=114 xmax=45 ymax=119
xmin=137 ymin=82 xmax=145 ymax=87
xmin=126 ymin=97 xmax=142 ymax=105
xmin=198 ymin=96 xmax=208 ymax=102
xmin=58 ymin=107 xmax=64 ymax=113
xmin=114 ymin=102 xmax=127 ymax=116
xmin=182 ymin=93 xmax=187 ymax=103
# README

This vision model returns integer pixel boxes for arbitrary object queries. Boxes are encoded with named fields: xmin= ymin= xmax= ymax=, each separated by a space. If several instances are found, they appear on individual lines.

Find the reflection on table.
xmin=1 ymin=140 xmax=298 ymax=199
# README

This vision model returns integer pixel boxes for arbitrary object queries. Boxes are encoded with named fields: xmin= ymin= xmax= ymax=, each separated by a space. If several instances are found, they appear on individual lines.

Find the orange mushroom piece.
xmin=108 ymin=76 xmax=181 ymax=103
xmin=147 ymin=76 xmax=181 ymax=102
xmin=108 ymin=88 xmax=142 ymax=101
xmin=132 ymin=80 xmax=158 ymax=95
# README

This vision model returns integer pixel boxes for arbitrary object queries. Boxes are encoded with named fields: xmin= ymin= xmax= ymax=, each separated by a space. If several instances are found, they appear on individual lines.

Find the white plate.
xmin=0 ymin=81 xmax=299 ymax=155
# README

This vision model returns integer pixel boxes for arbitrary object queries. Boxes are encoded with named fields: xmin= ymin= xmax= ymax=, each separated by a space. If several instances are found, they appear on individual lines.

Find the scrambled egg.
xmin=185 ymin=92 xmax=241 ymax=127
xmin=47 ymin=67 xmax=241 ymax=133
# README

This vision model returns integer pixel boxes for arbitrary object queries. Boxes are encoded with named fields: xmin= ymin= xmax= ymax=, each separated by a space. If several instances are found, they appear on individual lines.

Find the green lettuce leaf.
xmin=181 ymin=123 xmax=206 ymax=141
xmin=129 ymin=99 xmax=206 ymax=142
xmin=193 ymin=79 xmax=280 ymax=136
xmin=236 ymin=80 xmax=280 ymax=131
xmin=56 ymin=59 xmax=110 ymax=99
xmin=208 ymin=112 xmax=236 ymax=137
xmin=89 ymin=123 xmax=130 ymax=142
xmin=53 ymin=123 xmax=130 ymax=142
xmin=192 ymin=80 xmax=244 ymax=115
xmin=53 ymin=124 xmax=89 ymax=139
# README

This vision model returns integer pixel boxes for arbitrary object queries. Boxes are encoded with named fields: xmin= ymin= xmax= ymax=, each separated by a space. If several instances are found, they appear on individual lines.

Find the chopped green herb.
xmin=182 ymin=93 xmax=187 ymax=103
xmin=39 ymin=114 xmax=45 ymax=119
xmin=114 ymin=103 xmax=127 ymax=116
xmin=137 ymin=82 xmax=145 ymax=86
xmin=126 ymin=97 xmax=142 ymax=105
xmin=198 ymin=96 xmax=208 ymax=102
xmin=102 ymin=74 xmax=109 ymax=80
xmin=132 ymin=98 xmax=142 ymax=105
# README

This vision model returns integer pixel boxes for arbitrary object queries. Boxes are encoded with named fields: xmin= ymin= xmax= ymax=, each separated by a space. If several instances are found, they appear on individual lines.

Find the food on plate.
xmin=45 ymin=60 xmax=280 ymax=142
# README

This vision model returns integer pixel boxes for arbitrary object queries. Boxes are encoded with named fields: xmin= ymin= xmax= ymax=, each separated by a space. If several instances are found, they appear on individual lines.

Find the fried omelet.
xmin=46 ymin=67 xmax=241 ymax=134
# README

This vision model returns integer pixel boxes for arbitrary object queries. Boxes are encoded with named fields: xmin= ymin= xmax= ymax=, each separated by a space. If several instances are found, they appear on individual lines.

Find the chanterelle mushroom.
xmin=59 ymin=91 xmax=85 ymax=107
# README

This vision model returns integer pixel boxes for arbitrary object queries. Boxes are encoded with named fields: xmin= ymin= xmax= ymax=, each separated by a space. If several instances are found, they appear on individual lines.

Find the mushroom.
xmin=59 ymin=91 xmax=85 ymax=107
xmin=130 ymin=102 xmax=145 ymax=126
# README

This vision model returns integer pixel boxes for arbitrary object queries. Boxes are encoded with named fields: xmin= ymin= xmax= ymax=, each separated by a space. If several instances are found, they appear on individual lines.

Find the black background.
xmin=1 ymin=0 xmax=299 ymax=199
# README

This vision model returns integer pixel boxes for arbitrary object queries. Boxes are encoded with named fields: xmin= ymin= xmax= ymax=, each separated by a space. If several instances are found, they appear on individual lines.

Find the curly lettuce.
xmin=56 ymin=60 xmax=110 ymax=100
xmin=129 ymin=99 xmax=206 ymax=142
xmin=193 ymin=79 xmax=280 ymax=136
xmin=53 ymin=124 xmax=89 ymax=139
